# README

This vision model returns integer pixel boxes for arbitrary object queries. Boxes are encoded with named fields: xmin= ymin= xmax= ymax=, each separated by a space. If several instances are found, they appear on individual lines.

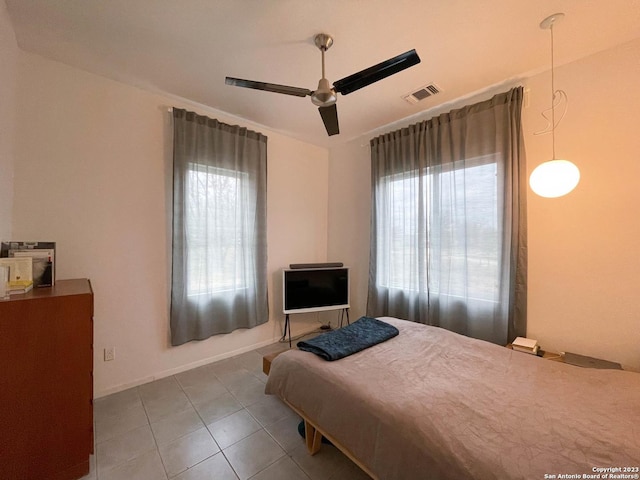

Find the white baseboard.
xmin=94 ymin=324 xmax=320 ymax=399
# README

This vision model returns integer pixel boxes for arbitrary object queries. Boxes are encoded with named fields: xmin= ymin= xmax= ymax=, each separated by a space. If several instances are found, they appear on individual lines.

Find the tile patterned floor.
xmin=83 ymin=341 xmax=371 ymax=480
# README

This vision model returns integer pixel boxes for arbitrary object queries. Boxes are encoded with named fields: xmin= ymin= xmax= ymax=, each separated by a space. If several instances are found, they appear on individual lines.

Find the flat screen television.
xmin=283 ymin=267 xmax=349 ymax=314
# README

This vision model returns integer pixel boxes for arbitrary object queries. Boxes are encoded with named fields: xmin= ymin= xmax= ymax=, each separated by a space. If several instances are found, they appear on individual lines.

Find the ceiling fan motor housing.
xmin=311 ymin=78 xmax=337 ymax=106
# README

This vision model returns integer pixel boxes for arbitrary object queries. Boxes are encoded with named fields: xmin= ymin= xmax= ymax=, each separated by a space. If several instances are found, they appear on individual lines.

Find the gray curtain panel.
xmin=367 ymin=87 xmax=527 ymax=345
xmin=171 ymin=109 xmax=268 ymax=346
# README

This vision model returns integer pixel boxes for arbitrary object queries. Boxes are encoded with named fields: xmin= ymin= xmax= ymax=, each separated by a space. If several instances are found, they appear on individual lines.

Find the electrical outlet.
xmin=104 ymin=347 xmax=115 ymax=362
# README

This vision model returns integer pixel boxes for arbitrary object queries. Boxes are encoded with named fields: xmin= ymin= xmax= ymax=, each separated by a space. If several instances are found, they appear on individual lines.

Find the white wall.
xmin=0 ymin=2 xmax=18 ymax=239
xmin=328 ymin=38 xmax=640 ymax=371
xmin=327 ymin=139 xmax=370 ymax=321
xmin=12 ymin=51 xmax=330 ymax=397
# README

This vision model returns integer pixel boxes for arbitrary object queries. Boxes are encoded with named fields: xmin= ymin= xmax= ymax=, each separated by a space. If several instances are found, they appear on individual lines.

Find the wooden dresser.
xmin=0 ymin=279 xmax=94 ymax=480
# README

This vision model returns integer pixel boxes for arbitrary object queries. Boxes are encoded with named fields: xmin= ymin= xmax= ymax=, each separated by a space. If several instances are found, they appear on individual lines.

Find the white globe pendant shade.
xmin=529 ymin=159 xmax=580 ymax=198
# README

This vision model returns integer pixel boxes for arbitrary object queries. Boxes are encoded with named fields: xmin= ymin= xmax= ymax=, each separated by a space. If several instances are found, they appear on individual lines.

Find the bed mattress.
xmin=265 ymin=317 xmax=640 ymax=479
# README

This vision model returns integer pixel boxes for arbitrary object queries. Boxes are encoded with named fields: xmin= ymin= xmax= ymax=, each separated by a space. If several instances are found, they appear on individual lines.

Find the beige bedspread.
xmin=265 ymin=317 xmax=640 ymax=479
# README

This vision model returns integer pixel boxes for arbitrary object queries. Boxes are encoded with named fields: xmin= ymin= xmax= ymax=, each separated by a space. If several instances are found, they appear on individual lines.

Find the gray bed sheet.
xmin=265 ymin=317 xmax=640 ymax=479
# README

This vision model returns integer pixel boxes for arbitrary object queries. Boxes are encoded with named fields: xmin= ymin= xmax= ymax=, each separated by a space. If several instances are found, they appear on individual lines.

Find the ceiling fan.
xmin=225 ymin=34 xmax=421 ymax=136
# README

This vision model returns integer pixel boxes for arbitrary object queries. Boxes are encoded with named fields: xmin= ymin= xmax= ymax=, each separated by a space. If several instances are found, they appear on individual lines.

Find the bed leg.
xmin=304 ymin=420 xmax=323 ymax=455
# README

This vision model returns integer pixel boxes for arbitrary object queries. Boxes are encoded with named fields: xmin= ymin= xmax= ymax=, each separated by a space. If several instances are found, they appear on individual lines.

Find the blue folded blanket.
xmin=297 ymin=317 xmax=399 ymax=361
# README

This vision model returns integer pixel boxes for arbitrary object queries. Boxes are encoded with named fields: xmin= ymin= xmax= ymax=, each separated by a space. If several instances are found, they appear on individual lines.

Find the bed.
xmin=265 ymin=317 xmax=640 ymax=480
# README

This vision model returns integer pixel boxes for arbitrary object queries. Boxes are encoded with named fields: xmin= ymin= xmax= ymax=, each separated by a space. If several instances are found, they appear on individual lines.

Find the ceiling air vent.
xmin=403 ymin=83 xmax=442 ymax=104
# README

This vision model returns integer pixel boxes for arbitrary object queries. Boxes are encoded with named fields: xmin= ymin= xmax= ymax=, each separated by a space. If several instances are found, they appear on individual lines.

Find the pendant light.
xmin=529 ymin=13 xmax=580 ymax=198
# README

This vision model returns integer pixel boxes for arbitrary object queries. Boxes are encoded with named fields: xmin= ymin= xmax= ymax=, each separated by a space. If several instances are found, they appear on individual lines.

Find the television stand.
xmin=282 ymin=308 xmax=350 ymax=347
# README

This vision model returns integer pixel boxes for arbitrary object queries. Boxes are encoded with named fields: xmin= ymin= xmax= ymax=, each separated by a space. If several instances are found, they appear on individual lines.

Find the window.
xmin=376 ymin=155 xmax=499 ymax=304
xmin=185 ymin=164 xmax=249 ymax=297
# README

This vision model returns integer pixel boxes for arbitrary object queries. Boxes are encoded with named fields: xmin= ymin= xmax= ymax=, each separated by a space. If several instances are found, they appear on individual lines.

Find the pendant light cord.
xmin=533 ymin=23 xmax=568 ymax=142
xmin=550 ymin=24 xmax=556 ymax=159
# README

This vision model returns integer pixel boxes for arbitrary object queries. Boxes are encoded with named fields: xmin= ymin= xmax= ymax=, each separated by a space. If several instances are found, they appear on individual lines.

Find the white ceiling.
xmin=6 ymin=0 xmax=640 ymax=148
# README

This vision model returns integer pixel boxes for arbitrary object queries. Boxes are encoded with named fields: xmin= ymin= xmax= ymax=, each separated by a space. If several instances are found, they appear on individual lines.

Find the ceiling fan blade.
xmin=333 ymin=49 xmax=421 ymax=96
xmin=225 ymin=77 xmax=312 ymax=97
xmin=318 ymin=104 xmax=340 ymax=136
